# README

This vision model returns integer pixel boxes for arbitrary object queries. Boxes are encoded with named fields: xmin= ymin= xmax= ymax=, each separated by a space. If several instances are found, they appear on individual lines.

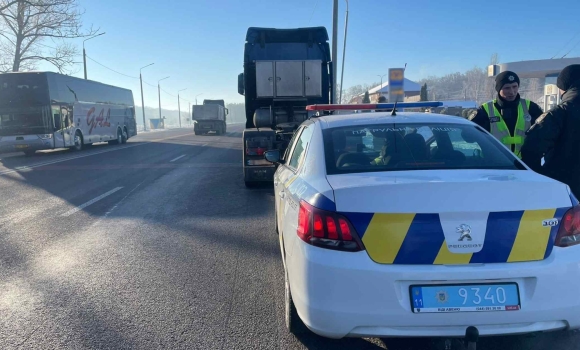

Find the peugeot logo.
xmin=457 ymin=224 xmax=472 ymax=241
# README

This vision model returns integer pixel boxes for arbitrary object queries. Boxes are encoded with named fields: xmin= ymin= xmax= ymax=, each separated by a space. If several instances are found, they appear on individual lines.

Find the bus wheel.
xmin=115 ymin=129 xmax=122 ymax=145
xmin=121 ymin=128 xmax=128 ymax=144
xmin=73 ymin=131 xmax=83 ymax=151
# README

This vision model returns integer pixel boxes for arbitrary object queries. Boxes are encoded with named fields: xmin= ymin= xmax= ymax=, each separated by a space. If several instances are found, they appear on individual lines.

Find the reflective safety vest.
xmin=482 ymin=99 xmax=531 ymax=158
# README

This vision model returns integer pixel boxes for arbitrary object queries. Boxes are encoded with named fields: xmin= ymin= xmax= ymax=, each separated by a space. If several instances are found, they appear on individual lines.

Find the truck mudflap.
xmin=243 ymin=128 xmax=276 ymax=187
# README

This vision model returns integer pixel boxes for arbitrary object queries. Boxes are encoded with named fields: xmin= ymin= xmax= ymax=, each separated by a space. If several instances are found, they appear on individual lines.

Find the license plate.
xmin=15 ymin=144 xmax=28 ymax=149
xmin=410 ymin=283 xmax=520 ymax=313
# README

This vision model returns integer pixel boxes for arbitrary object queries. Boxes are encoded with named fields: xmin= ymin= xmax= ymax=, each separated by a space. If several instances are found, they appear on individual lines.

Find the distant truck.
xmin=192 ymin=99 xmax=228 ymax=135
xmin=237 ymin=26 xmax=333 ymax=187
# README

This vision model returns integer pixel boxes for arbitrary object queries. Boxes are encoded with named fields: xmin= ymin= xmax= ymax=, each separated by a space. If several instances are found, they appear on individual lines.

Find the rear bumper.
xmin=194 ymin=121 xmax=223 ymax=130
xmin=244 ymin=165 xmax=276 ymax=182
xmin=0 ymin=136 xmax=53 ymax=153
xmin=287 ymin=241 xmax=580 ymax=339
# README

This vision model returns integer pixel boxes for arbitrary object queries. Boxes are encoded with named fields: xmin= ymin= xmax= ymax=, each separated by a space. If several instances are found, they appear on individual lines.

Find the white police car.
xmin=264 ymin=102 xmax=580 ymax=340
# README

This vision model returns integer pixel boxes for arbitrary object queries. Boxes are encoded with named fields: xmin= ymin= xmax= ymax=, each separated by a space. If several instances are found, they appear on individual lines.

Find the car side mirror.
xmin=265 ymin=149 xmax=283 ymax=164
xmin=238 ymin=73 xmax=244 ymax=95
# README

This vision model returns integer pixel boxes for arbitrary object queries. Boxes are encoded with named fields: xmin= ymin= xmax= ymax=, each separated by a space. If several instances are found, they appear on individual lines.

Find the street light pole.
xmin=377 ymin=74 xmax=387 ymax=99
xmin=158 ymin=76 xmax=170 ymax=123
xmin=83 ymin=32 xmax=106 ymax=80
xmin=339 ymin=0 xmax=349 ymax=104
xmin=139 ymin=63 xmax=154 ymax=132
xmin=332 ymin=0 xmax=338 ymax=103
xmin=195 ymin=93 xmax=203 ymax=105
xmin=188 ymin=102 xmax=191 ymax=126
xmin=177 ymin=88 xmax=187 ymax=128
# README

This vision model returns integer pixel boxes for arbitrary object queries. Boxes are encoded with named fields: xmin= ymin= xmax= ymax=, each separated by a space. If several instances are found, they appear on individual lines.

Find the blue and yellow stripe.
xmin=342 ymin=208 xmax=571 ymax=265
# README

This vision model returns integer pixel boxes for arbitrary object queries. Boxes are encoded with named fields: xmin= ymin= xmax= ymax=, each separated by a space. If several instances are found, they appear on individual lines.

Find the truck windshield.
xmin=323 ymin=122 xmax=526 ymax=175
xmin=0 ymin=106 xmax=51 ymax=136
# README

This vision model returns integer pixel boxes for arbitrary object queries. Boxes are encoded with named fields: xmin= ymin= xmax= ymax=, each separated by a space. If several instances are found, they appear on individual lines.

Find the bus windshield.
xmin=0 ymin=74 xmax=52 ymax=136
xmin=0 ymin=106 xmax=51 ymax=136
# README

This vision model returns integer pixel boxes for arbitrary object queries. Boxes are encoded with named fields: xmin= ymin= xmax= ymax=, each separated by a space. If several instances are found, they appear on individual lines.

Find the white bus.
xmin=0 ymin=71 xmax=137 ymax=156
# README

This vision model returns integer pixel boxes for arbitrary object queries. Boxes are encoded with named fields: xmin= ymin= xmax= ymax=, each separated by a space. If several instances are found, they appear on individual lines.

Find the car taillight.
xmin=297 ymin=200 xmax=364 ymax=252
xmin=555 ymin=205 xmax=580 ymax=247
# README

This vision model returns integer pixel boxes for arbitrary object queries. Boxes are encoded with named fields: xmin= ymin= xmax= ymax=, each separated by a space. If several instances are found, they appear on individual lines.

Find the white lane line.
xmin=170 ymin=154 xmax=186 ymax=162
xmin=91 ymin=181 xmax=146 ymax=226
xmin=202 ymin=143 xmax=208 ymax=147
xmin=61 ymin=187 xmax=123 ymax=217
xmin=0 ymin=132 xmax=196 ymax=176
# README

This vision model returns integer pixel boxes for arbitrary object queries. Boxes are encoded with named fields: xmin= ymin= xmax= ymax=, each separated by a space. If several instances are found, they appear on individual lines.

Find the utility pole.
xmin=178 ymin=88 xmax=187 ymax=128
xmin=83 ymin=32 xmax=105 ymax=80
xmin=158 ymin=76 xmax=170 ymax=121
xmin=195 ymin=93 xmax=203 ymax=105
xmin=339 ymin=0 xmax=349 ymax=104
xmin=139 ymin=63 xmax=154 ymax=131
xmin=188 ymin=102 xmax=191 ymax=126
xmin=332 ymin=0 xmax=338 ymax=103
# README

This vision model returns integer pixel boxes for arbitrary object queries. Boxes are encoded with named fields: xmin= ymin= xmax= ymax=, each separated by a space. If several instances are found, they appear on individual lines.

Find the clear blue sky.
xmin=37 ymin=0 xmax=580 ymax=110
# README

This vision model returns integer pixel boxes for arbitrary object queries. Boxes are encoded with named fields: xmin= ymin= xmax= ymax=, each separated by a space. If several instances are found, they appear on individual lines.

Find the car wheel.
xmin=285 ymin=269 xmax=305 ymax=335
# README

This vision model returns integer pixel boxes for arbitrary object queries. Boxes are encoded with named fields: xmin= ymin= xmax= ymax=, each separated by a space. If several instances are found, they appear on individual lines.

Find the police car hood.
xmin=326 ymin=169 xmax=574 ymax=265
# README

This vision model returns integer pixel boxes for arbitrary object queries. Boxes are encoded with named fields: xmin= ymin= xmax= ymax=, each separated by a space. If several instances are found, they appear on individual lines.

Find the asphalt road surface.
xmin=0 ymin=125 xmax=578 ymax=350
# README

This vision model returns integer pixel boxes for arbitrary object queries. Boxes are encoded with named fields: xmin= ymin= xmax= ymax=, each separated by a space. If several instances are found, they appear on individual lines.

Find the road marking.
xmin=202 ymin=143 xmax=208 ymax=147
xmin=0 ymin=132 xmax=196 ymax=177
xmin=170 ymin=154 xmax=186 ymax=162
xmin=92 ymin=181 xmax=146 ymax=226
xmin=61 ymin=187 xmax=123 ymax=217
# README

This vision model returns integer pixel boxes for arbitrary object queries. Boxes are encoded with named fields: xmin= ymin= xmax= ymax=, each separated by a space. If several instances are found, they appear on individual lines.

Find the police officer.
xmin=468 ymin=71 xmax=543 ymax=158
xmin=521 ymin=64 xmax=580 ymax=197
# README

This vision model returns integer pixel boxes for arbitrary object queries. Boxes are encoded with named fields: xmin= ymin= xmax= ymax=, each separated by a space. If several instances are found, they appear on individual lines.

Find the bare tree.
xmin=0 ymin=0 xmax=98 ymax=73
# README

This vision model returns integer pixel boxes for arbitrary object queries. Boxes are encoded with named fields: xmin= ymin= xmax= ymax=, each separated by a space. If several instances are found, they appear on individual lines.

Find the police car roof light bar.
xmin=306 ymin=101 xmax=443 ymax=111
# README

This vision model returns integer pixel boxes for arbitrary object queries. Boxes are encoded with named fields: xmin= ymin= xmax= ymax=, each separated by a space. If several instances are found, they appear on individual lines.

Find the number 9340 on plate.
xmin=410 ymin=283 xmax=521 ymax=313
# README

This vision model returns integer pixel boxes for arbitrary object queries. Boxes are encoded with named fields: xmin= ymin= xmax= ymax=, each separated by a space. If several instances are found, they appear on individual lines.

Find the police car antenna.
xmin=390 ymin=63 xmax=407 ymax=117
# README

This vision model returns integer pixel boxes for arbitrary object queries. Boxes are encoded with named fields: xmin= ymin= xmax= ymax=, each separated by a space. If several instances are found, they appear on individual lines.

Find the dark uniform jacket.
xmin=521 ymin=86 xmax=580 ymax=197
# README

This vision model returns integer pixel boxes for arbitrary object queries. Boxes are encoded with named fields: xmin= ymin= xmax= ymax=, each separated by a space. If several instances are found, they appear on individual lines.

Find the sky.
xmin=34 ymin=0 xmax=580 ymax=111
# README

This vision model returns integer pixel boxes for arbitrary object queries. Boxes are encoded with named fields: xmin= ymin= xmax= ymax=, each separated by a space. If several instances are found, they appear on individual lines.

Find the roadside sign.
xmin=388 ymin=68 xmax=405 ymax=103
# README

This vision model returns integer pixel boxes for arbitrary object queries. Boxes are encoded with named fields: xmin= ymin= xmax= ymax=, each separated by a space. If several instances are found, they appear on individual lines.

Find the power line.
xmin=562 ymin=36 xmax=580 ymax=58
xmin=83 ymin=55 xmax=193 ymax=102
xmin=552 ymin=29 xmax=580 ymax=59
xmin=85 ymin=55 xmax=139 ymax=79
xmin=307 ymin=0 xmax=319 ymax=25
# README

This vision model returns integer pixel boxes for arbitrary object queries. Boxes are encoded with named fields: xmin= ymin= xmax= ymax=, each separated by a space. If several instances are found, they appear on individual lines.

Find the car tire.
xmin=285 ymin=269 xmax=306 ymax=335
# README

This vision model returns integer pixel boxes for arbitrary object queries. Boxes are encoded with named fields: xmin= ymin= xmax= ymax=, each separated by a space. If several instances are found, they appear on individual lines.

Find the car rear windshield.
xmin=323 ymin=122 xmax=526 ymax=175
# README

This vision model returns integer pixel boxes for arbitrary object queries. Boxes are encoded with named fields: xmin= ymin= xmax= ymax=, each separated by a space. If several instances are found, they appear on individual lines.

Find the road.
xmin=0 ymin=124 xmax=578 ymax=350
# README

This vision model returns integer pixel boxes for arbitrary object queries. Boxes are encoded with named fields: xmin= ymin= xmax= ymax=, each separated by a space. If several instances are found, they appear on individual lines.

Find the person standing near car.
xmin=468 ymin=71 xmax=543 ymax=158
xmin=521 ymin=64 xmax=580 ymax=197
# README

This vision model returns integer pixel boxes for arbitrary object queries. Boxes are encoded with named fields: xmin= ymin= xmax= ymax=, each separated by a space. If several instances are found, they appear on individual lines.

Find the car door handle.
xmin=279 ymin=191 xmax=285 ymax=198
